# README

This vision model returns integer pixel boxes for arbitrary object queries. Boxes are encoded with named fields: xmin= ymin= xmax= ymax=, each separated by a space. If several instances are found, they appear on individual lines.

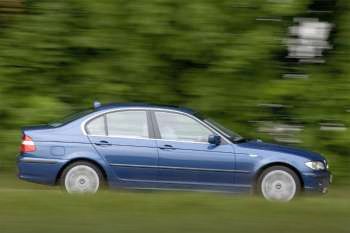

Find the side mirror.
xmin=208 ymin=135 xmax=221 ymax=145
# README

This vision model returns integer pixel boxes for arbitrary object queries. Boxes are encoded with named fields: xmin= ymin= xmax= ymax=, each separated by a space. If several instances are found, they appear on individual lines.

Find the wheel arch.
xmin=253 ymin=162 xmax=304 ymax=193
xmin=55 ymin=158 xmax=108 ymax=185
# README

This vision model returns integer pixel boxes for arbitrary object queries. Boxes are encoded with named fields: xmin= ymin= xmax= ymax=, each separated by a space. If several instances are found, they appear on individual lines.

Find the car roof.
xmin=94 ymin=103 xmax=196 ymax=115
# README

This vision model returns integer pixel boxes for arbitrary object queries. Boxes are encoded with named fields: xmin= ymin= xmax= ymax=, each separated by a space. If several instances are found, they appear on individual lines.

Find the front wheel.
xmin=60 ymin=161 xmax=103 ymax=194
xmin=258 ymin=166 xmax=301 ymax=202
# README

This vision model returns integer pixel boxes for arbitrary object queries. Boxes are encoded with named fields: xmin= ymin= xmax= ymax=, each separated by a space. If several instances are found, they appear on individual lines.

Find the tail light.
xmin=20 ymin=134 xmax=36 ymax=153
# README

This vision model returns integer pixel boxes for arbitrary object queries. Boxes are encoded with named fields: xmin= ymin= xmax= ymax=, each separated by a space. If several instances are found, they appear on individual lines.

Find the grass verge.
xmin=0 ymin=170 xmax=349 ymax=233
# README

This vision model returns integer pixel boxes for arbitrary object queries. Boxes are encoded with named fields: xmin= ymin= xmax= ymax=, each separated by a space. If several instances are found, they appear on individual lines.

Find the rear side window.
xmin=106 ymin=111 xmax=149 ymax=138
xmin=85 ymin=116 xmax=106 ymax=136
xmin=85 ymin=110 xmax=149 ymax=138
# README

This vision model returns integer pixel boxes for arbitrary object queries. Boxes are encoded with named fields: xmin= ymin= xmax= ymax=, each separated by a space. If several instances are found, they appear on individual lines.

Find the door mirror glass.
xmin=208 ymin=135 xmax=221 ymax=145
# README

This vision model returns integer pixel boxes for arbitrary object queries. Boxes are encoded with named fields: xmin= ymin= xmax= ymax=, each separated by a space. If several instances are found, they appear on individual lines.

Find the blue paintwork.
xmin=17 ymin=103 xmax=331 ymax=194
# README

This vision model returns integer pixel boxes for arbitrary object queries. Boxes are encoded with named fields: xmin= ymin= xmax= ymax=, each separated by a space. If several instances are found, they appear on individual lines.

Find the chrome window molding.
xmin=88 ymin=134 xmax=212 ymax=145
xmin=88 ymin=134 xmax=150 ymax=140
xmin=81 ymin=107 xmax=232 ymax=144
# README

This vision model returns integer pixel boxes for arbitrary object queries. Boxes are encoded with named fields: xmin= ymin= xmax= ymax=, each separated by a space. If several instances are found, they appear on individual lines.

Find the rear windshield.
xmin=50 ymin=109 xmax=94 ymax=127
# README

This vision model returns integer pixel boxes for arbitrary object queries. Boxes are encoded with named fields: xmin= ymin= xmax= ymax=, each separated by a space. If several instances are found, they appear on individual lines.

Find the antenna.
xmin=93 ymin=100 xmax=102 ymax=108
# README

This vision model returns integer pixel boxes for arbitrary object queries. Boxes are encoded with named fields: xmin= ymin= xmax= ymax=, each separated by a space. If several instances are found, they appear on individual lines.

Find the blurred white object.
xmin=257 ymin=121 xmax=303 ymax=144
xmin=320 ymin=123 xmax=347 ymax=132
xmin=287 ymin=18 xmax=332 ymax=62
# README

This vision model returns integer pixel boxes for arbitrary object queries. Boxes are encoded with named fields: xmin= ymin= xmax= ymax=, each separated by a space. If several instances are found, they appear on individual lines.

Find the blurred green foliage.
xmin=0 ymin=186 xmax=350 ymax=233
xmin=0 ymin=1 xmax=349 ymax=184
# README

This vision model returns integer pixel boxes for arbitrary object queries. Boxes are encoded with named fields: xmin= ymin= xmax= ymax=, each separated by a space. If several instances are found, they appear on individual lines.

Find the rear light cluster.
xmin=20 ymin=135 xmax=36 ymax=153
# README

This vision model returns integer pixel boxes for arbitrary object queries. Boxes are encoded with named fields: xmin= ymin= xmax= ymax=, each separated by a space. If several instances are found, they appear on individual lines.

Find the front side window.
xmin=106 ymin=111 xmax=149 ymax=138
xmin=155 ymin=111 xmax=212 ymax=142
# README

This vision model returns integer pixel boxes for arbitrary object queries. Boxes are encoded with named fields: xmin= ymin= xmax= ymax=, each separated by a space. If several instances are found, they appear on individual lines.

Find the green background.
xmin=0 ymin=0 xmax=349 ymax=186
xmin=0 ymin=1 xmax=349 ymax=232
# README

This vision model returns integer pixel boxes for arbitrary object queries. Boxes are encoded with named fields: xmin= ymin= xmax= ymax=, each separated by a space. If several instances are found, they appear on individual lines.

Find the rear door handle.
xmin=159 ymin=144 xmax=176 ymax=150
xmin=95 ymin=140 xmax=112 ymax=146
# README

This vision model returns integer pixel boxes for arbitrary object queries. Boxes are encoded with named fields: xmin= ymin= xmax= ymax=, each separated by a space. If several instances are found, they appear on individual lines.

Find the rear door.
xmin=86 ymin=110 xmax=158 ymax=182
xmin=152 ymin=111 xmax=235 ymax=189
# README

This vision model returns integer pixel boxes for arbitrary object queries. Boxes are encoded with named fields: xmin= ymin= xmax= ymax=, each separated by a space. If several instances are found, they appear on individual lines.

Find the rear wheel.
xmin=60 ymin=161 xmax=104 ymax=194
xmin=257 ymin=166 xmax=301 ymax=202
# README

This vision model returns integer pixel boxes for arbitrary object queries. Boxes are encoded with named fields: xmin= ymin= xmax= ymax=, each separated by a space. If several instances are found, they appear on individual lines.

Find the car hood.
xmin=236 ymin=140 xmax=325 ymax=161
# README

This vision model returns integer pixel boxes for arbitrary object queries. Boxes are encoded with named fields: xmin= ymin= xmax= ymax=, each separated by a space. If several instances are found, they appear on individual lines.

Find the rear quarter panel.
xmin=19 ymin=118 xmax=116 ymax=185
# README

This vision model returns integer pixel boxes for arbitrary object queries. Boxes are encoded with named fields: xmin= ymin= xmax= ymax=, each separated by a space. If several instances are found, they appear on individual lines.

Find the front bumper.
xmin=302 ymin=170 xmax=332 ymax=193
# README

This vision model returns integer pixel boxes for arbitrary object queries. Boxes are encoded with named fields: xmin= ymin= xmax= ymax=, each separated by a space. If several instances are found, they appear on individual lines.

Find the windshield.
xmin=204 ymin=118 xmax=243 ymax=142
xmin=50 ymin=109 xmax=94 ymax=127
xmin=198 ymin=116 xmax=244 ymax=142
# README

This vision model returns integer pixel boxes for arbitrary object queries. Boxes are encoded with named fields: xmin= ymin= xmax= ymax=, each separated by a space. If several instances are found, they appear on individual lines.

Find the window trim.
xmin=81 ymin=107 xmax=231 ymax=144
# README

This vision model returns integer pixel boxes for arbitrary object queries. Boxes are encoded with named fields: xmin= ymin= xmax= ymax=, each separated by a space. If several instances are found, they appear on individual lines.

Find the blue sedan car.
xmin=17 ymin=103 xmax=331 ymax=201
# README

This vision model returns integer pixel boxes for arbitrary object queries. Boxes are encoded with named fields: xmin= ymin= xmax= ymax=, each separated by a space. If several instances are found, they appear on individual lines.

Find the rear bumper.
xmin=302 ymin=170 xmax=332 ymax=194
xmin=17 ymin=155 xmax=67 ymax=185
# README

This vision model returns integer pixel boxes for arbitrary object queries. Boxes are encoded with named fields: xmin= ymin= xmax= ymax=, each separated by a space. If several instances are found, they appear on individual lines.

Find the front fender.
xmin=252 ymin=155 xmax=307 ymax=188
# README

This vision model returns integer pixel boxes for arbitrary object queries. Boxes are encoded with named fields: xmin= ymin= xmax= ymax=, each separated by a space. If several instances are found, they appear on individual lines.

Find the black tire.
xmin=257 ymin=166 xmax=301 ymax=201
xmin=60 ymin=161 xmax=105 ymax=193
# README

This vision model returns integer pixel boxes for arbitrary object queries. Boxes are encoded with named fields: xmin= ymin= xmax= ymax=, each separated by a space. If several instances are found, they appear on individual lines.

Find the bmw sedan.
xmin=17 ymin=103 xmax=331 ymax=201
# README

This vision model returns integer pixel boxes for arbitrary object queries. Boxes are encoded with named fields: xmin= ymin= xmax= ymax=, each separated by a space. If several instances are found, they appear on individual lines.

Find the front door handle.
xmin=159 ymin=144 xmax=176 ymax=150
xmin=95 ymin=140 xmax=112 ymax=146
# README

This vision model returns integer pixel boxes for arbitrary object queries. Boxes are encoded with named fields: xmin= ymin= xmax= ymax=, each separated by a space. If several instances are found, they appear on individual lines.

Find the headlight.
xmin=305 ymin=161 xmax=326 ymax=170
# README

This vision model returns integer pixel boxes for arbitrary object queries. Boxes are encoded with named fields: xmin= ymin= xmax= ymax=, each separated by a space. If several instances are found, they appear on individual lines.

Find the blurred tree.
xmin=0 ymin=0 xmax=23 ymax=15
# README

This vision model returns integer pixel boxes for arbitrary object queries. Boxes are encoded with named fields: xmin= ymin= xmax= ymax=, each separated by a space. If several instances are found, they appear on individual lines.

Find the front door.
xmin=86 ymin=110 xmax=158 ymax=182
xmin=153 ymin=111 xmax=235 ymax=189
